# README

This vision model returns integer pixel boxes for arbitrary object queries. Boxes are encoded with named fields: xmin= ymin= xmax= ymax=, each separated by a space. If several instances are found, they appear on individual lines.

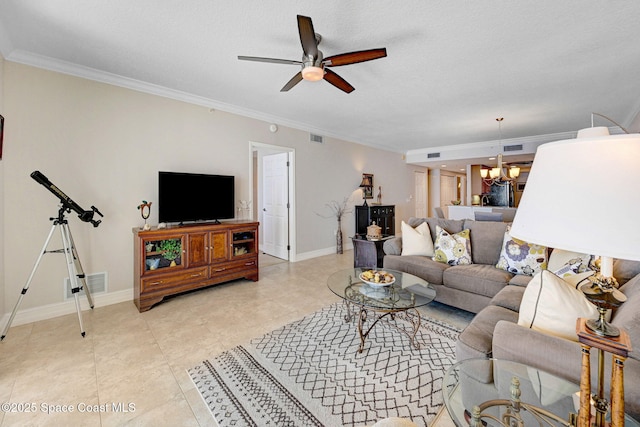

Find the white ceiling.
xmin=1 ymin=1 xmax=639 ymax=157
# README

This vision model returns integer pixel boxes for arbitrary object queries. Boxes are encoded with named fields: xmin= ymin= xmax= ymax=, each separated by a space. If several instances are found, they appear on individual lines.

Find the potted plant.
xmin=159 ymin=239 xmax=181 ymax=267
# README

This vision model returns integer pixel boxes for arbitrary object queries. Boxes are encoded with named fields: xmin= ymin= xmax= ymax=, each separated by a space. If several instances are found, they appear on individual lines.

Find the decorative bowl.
xmin=359 ymin=270 xmax=395 ymax=287
xmin=451 ymin=200 xmax=461 ymax=205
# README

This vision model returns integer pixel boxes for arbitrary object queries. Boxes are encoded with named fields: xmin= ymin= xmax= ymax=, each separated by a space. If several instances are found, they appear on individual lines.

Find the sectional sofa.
xmin=382 ymin=217 xmax=640 ymax=420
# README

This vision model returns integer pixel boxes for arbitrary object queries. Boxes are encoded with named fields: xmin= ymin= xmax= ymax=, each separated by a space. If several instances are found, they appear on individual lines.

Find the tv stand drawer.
xmin=210 ymin=257 xmax=258 ymax=276
xmin=141 ymin=267 xmax=208 ymax=292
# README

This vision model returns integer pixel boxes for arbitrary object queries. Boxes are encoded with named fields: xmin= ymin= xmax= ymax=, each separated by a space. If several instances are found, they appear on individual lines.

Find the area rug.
xmin=188 ymin=303 xmax=460 ymax=427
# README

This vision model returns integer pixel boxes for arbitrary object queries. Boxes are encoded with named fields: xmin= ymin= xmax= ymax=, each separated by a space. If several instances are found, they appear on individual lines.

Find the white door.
xmin=440 ymin=175 xmax=457 ymax=217
xmin=414 ymin=171 xmax=427 ymax=218
xmin=262 ymin=152 xmax=289 ymax=260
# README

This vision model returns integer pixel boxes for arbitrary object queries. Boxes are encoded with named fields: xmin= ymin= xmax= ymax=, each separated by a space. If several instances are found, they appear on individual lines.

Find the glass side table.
xmin=443 ymin=358 xmax=639 ymax=427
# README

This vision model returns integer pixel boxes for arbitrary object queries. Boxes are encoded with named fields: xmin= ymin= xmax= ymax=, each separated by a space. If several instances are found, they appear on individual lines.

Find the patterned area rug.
xmin=188 ymin=303 xmax=460 ymax=427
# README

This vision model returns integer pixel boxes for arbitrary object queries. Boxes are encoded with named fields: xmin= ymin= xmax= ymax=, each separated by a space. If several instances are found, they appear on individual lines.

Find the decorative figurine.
xmin=137 ymin=200 xmax=152 ymax=230
xmin=377 ymin=186 xmax=382 ymax=205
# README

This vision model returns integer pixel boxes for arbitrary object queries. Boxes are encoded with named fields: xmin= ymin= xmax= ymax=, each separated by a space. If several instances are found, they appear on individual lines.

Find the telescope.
xmin=31 ymin=170 xmax=103 ymax=227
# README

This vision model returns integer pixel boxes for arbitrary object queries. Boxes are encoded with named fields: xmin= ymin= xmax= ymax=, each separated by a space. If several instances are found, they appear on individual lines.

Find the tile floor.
xmin=0 ymin=251 xmax=472 ymax=426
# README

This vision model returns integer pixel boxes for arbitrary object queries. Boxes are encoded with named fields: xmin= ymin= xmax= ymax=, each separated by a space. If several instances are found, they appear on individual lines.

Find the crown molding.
xmin=406 ymin=131 xmax=577 ymax=158
xmin=4 ymin=50 xmax=400 ymax=152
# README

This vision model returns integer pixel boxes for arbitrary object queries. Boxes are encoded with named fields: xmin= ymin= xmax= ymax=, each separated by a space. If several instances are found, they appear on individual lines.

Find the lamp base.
xmin=580 ymin=281 xmax=626 ymax=338
xmin=585 ymin=314 xmax=620 ymax=338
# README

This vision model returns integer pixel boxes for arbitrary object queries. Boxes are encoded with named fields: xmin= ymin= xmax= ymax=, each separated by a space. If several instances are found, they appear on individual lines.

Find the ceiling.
xmin=1 ymin=1 xmax=639 ymax=158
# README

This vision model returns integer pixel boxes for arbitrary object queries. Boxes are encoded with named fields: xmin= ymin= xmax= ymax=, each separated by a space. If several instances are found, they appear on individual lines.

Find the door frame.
xmin=249 ymin=141 xmax=297 ymax=262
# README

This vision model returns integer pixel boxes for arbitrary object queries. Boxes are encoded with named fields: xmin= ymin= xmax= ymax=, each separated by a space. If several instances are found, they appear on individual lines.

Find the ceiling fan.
xmin=238 ymin=15 xmax=387 ymax=93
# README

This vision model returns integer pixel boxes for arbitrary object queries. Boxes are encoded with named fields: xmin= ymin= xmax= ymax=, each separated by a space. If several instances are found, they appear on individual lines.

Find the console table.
xmin=132 ymin=221 xmax=259 ymax=312
xmin=355 ymin=205 xmax=395 ymax=236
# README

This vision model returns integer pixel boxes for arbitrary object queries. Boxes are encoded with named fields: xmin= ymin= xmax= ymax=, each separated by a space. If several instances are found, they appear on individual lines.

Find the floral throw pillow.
xmin=548 ymin=249 xmax=598 ymax=287
xmin=496 ymin=226 xmax=547 ymax=276
xmin=432 ymin=226 xmax=472 ymax=266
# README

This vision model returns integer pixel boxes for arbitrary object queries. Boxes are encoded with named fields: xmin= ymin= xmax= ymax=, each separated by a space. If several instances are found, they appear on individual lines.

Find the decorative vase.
xmin=336 ymin=218 xmax=343 ymax=254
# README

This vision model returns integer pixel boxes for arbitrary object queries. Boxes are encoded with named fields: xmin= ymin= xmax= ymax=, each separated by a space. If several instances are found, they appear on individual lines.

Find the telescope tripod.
xmin=1 ymin=207 xmax=94 ymax=340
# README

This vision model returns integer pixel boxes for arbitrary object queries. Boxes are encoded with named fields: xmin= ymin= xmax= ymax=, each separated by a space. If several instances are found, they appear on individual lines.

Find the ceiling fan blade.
xmin=324 ymin=48 xmax=387 ymax=67
xmin=323 ymin=69 xmax=355 ymax=93
xmin=238 ymin=56 xmax=302 ymax=65
xmin=280 ymin=72 xmax=304 ymax=92
xmin=297 ymin=15 xmax=318 ymax=58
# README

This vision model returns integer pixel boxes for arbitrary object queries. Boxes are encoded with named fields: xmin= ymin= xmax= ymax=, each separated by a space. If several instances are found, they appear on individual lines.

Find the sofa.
xmin=383 ymin=216 xmax=640 ymax=420
xmin=383 ymin=217 xmax=530 ymax=314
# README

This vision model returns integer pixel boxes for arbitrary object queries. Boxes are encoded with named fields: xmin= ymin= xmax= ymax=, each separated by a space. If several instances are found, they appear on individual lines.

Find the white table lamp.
xmin=510 ymin=126 xmax=640 ymax=337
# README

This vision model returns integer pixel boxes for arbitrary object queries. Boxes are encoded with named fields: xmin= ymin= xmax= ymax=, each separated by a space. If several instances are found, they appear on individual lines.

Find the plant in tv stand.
xmin=159 ymin=239 xmax=181 ymax=267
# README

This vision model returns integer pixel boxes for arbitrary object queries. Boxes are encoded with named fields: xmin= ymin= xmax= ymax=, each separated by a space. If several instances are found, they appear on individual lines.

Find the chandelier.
xmin=480 ymin=118 xmax=521 ymax=185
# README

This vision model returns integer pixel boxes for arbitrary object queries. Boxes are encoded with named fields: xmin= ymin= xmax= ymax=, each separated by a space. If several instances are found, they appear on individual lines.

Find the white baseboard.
xmin=1 ymin=243 xmax=354 ymax=329
xmin=1 ymin=289 xmax=133 ymax=329
xmin=293 ymin=243 xmax=353 ymax=262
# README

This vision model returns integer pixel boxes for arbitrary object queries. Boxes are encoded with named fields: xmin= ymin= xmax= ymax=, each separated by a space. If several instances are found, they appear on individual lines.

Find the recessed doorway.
xmin=249 ymin=142 xmax=296 ymax=262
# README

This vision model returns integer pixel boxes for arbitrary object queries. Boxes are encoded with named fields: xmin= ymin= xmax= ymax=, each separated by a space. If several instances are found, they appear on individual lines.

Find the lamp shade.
xmin=360 ymin=176 xmax=372 ymax=187
xmin=510 ymin=132 xmax=640 ymax=262
xmin=509 ymin=166 xmax=520 ymax=179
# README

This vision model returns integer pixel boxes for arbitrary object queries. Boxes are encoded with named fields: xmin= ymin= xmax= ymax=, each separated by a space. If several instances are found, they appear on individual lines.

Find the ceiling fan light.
xmin=302 ymin=66 xmax=324 ymax=81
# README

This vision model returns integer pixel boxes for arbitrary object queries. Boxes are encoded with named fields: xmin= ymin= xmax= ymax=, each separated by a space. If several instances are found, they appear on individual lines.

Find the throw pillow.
xmin=517 ymin=270 xmax=600 ymax=342
xmin=549 ymin=249 xmax=597 ymax=288
xmin=552 ymin=265 xmax=594 ymax=288
xmin=548 ymin=249 xmax=597 ymax=273
xmin=401 ymin=221 xmax=434 ymax=256
xmin=432 ymin=226 xmax=472 ymax=265
xmin=496 ymin=226 xmax=547 ymax=276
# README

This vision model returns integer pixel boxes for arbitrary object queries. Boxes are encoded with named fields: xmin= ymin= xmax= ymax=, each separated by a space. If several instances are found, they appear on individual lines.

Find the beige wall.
xmin=1 ymin=61 xmax=425 ymax=315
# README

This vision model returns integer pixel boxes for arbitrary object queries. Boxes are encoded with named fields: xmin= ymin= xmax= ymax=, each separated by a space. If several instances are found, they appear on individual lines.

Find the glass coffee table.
xmin=327 ymin=268 xmax=436 ymax=353
xmin=443 ymin=358 xmax=640 ymax=427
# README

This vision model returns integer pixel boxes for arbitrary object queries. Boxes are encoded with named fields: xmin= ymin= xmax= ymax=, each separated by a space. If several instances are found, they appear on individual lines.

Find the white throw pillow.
xmin=401 ymin=221 xmax=434 ymax=256
xmin=517 ymin=270 xmax=600 ymax=342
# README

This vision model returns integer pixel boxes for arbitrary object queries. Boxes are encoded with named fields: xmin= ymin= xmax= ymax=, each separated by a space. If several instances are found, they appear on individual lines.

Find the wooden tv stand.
xmin=133 ymin=221 xmax=259 ymax=312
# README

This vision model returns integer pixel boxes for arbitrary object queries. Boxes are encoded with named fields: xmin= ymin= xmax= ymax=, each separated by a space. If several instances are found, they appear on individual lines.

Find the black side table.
xmin=352 ymin=235 xmax=392 ymax=268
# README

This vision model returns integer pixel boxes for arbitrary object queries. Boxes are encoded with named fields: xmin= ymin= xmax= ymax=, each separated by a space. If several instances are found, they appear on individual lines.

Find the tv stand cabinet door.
xmin=187 ymin=232 xmax=208 ymax=267
xmin=210 ymin=230 xmax=229 ymax=262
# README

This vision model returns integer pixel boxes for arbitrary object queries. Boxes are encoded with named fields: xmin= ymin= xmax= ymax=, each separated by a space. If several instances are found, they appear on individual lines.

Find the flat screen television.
xmin=158 ymin=171 xmax=235 ymax=224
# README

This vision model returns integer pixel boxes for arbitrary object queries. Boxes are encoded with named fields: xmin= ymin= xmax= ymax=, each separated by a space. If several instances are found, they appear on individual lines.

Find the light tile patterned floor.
xmin=0 ymin=251 xmax=472 ymax=426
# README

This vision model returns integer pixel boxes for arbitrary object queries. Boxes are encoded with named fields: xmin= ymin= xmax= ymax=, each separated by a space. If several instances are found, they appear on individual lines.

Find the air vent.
xmin=503 ymin=144 xmax=523 ymax=152
xmin=427 ymin=152 xmax=441 ymax=158
xmin=309 ymin=133 xmax=324 ymax=144
xmin=64 ymin=272 xmax=107 ymax=299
